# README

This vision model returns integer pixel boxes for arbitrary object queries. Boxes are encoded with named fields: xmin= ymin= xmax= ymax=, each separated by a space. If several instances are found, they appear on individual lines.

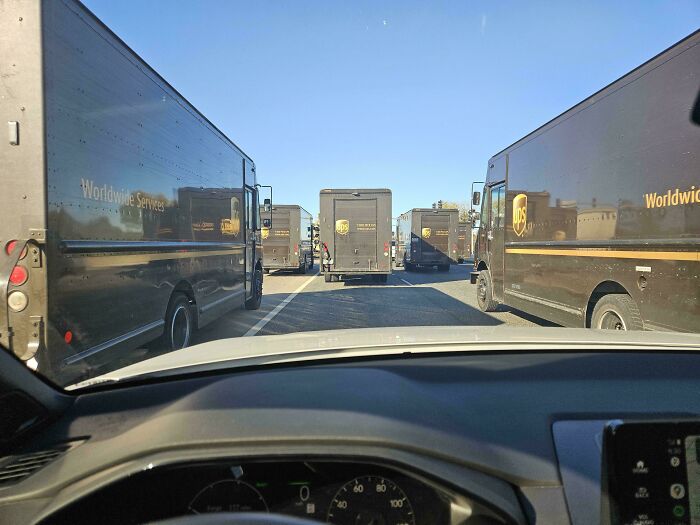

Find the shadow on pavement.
xmin=256 ymin=285 xmax=504 ymax=335
xmin=394 ymin=265 xmax=471 ymax=285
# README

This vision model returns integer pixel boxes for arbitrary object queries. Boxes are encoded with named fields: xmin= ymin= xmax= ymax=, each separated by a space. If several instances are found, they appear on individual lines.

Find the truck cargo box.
xmin=319 ymin=189 xmax=392 ymax=282
xmin=396 ymin=209 xmax=459 ymax=271
xmin=0 ymin=0 xmax=264 ymax=386
xmin=261 ymin=205 xmax=313 ymax=273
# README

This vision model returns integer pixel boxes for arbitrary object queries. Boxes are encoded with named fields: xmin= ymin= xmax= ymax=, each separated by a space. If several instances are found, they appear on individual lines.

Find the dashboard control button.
xmin=634 ymin=486 xmax=650 ymax=499
xmin=673 ymin=505 xmax=685 ymax=518
xmin=670 ymin=456 xmax=681 ymax=468
xmin=670 ymin=483 xmax=685 ymax=500
xmin=633 ymin=460 xmax=649 ymax=474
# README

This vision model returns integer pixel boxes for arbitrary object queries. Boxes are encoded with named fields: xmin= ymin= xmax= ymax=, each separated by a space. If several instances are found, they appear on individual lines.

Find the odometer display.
xmin=327 ymin=475 xmax=415 ymax=525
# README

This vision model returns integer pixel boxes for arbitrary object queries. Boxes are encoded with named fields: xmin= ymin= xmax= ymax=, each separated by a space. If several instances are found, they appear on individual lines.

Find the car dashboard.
xmin=1 ymin=351 xmax=699 ymax=525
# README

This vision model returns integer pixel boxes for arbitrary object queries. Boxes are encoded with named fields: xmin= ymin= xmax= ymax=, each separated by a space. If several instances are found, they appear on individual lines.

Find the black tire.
xmin=476 ymin=269 xmax=499 ymax=312
xmin=263 ymin=268 xmax=270 ymax=274
xmin=591 ymin=293 xmax=644 ymax=330
xmin=404 ymin=261 xmax=414 ymax=272
xmin=324 ymin=273 xmax=332 ymax=283
xmin=163 ymin=293 xmax=194 ymax=350
xmin=296 ymin=257 xmax=307 ymax=274
xmin=245 ymin=266 xmax=263 ymax=310
xmin=308 ymin=256 xmax=314 ymax=270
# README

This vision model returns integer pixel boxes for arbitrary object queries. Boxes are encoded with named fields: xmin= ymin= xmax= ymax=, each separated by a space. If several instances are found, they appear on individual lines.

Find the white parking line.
xmin=400 ymin=278 xmax=413 ymax=286
xmin=244 ymin=271 xmax=320 ymax=336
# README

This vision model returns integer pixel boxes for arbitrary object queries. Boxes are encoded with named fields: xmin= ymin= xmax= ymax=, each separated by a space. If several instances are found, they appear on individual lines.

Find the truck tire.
xmin=296 ymin=257 xmax=307 ymax=274
xmin=308 ymin=256 xmax=314 ymax=270
xmin=404 ymin=261 xmax=414 ymax=272
xmin=324 ymin=273 xmax=332 ymax=283
xmin=163 ymin=293 xmax=194 ymax=350
xmin=245 ymin=266 xmax=263 ymax=310
xmin=591 ymin=294 xmax=644 ymax=330
xmin=263 ymin=268 xmax=270 ymax=274
xmin=476 ymin=269 xmax=499 ymax=312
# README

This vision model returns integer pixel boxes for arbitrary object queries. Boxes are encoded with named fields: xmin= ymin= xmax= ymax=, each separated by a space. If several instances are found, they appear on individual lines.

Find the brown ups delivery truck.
xmin=319 ymin=189 xmax=393 ymax=283
xmin=0 ymin=0 xmax=267 ymax=386
xmin=396 ymin=209 xmax=459 ymax=271
xmin=261 ymin=205 xmax=314 ymax=274
xmin=471 ymin=30 xmax=699 ymax=332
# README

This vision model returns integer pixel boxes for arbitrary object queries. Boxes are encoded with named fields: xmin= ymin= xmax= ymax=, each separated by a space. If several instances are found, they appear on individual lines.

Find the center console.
xmin=603 ymin=421 xmax=700 ymax=525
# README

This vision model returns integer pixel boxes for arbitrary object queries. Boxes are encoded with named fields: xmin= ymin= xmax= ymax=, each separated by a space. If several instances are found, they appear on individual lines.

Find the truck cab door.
xmin=244 ymin=186 xmax=257 ymax=292
xmin=487 ymin=183 xmax=506 ymax=301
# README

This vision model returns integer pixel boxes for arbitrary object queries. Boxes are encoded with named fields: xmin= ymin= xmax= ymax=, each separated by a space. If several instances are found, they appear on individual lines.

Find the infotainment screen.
xmin=603 ymin=421 xmax=700 ymax=525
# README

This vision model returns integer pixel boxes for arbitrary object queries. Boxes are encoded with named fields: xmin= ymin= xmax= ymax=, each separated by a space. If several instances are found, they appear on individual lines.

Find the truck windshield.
xmin=0 ymin=0 xmax=698 ymax=388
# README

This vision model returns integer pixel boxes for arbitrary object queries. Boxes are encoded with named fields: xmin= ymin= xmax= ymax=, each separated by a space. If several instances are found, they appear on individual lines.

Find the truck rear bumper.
xmin=323 ymin=269 xmax=391 ymax=275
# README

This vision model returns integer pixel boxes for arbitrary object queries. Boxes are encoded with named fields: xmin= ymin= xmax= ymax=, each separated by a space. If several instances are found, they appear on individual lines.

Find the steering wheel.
xmin=149 ymin=513 xmax=325 ymax=525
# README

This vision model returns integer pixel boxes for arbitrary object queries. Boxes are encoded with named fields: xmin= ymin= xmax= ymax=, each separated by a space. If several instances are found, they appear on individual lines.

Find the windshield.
xmin=0 ymin=0 xmax=698 ymax=389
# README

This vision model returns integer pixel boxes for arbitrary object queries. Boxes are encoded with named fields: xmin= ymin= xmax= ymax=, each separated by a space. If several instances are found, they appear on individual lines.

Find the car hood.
xmin=67 ymin=326 xmax=700 ymax=390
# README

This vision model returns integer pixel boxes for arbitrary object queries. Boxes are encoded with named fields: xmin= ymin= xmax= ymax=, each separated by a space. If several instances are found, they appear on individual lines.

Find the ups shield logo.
xmin=261 ymin=227 xmax=270 ymax=240
xmin=513 ymin=193 xmax=527 ymax=237
xmin=422 ymin=227 xmax=431 ymax=239
xmin=335 ymin=219 xmax=350 ymax=235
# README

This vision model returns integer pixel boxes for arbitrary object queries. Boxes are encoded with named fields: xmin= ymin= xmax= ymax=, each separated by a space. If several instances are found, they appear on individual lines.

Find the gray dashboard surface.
xmin=2 ymin=351 xmax=700 ymax=525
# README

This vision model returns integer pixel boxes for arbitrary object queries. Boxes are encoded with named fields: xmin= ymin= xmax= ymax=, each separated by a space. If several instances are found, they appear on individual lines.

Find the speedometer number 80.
xmin=327 ymin=475 xmax=415 ymax=525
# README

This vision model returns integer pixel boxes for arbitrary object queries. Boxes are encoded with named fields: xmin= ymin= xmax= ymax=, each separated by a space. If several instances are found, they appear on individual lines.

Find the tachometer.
xmin=327 ymin=475 xmax=415 ymax=525
xmin=189 ymin=479 xmax=268 ymax=514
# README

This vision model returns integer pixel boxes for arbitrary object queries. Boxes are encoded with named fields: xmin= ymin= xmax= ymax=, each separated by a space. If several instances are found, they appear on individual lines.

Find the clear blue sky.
xmin=83 ymin=0 xmax=698 ymax=218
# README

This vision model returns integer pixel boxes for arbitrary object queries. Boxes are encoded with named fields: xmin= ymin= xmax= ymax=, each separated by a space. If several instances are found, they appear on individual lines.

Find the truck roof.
xmin=75 ymin=0 xmax=255 ymax=166
xmin=401 ymin=208 xmax=459 ymax=214
xmin=489 ymin=29 xmax=700 ymax=162
xmin=320 ymin=189 xmax=392 ymax=194
xmin=267 ymin=204 xmax=311 ymax=215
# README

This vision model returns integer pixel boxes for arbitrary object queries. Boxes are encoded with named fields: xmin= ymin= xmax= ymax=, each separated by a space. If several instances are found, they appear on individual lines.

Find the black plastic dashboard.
xmin=1 ymin=351 xmax=700 ymax=525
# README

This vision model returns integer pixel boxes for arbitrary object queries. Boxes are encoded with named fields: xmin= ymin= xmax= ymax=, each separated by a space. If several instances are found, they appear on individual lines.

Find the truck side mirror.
xmin=472 ymin=191 xmax=481 ymax=206
xmin=263 ymin=198 xmax=271 ymax=212
xmin=263 ymin=218 xmax=271 ymax=228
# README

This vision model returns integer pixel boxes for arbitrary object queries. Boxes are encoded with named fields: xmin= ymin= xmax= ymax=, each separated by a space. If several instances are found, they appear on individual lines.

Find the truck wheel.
xmin=263 ymin=268 xmax=270 ymax=274
xmin=308 ymin=256 xmax=314 ymax=270
xmin=591 ymin=294 xmax=643 ymax=330
xmin=297 ymin=257 xmax=307 ymax=274
xmin=164 ymin=293 xmax=194 ymax=350
xmin=324 ymin=273 xmax=332 ymax=283
xmin=476 ymin=270 xmax=499 ymax=312
xmin=245 ymin=266 xmax=263 ymax=310
xmin=404 ymin=262 xmax=413 ymax=272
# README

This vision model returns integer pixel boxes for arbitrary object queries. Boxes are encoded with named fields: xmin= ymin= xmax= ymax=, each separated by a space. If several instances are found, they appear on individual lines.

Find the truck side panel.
xmin=498 ymin=32 xmax=700 ymax=331
xmin=39 ymin=0 xmax=251 ymax=381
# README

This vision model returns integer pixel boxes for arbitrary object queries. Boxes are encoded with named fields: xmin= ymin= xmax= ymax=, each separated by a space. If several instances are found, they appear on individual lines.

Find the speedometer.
xmin=327 ymin=475 xmax=415 ymax=525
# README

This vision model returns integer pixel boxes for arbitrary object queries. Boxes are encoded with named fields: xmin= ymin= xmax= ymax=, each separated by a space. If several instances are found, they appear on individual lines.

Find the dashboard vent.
xmin=0 ymin=446 xmax=69 ymax=487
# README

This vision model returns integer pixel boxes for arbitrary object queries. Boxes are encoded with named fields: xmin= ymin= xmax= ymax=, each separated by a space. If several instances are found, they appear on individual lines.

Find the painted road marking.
xmin=244 ymin=271 xmax=320 ymax=337
xmin=400 ymin=278 xmax=413 ymax=286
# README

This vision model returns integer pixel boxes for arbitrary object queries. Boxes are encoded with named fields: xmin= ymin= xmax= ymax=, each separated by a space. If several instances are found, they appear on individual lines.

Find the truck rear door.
xmin=334 ymin=199 xmax=378 ymax=271
xmin=420 ymin=214 xmax=450 ymax=259
xmin=263 ymin=211 xmax=291 ymax=266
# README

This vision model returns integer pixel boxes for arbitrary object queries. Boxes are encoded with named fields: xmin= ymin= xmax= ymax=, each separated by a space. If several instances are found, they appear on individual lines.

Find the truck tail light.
xmin=9 ymin=265 xmax=28 ymax=286
xmin=5 ymin=240 xmax=27 ymax=259
xmin=294 ymin=244 xmax=298 ymax=255
xmin=64 ymin=331 xmax=73 ymax=344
